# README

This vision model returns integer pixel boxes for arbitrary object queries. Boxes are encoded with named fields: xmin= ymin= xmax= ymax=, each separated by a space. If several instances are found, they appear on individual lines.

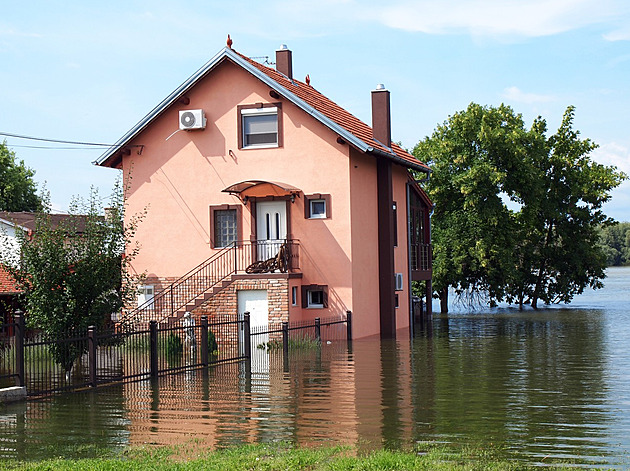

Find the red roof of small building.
xmin=0 ymin=266 xmax=19 ymax=295
xmin=0 ymin=212 xmax=90 ymax=234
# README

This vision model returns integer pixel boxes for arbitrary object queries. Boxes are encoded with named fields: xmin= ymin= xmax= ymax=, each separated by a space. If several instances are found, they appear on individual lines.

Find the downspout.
xmin=406 ymin=182 xmax=414 ymax=339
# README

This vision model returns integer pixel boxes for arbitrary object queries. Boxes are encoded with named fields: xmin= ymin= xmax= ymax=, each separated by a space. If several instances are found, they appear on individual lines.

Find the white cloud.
xmin=592 ymin=142 xmax=630 ymax=221
xmin=0 ymin=26 xmax=42 ymax=38
xmin=372 ymin=0 xmax=621 ymax=38
xmin=592 ymin=142 xmax=630 ymax=174
xmin=502 ymin=86 xmax=555 ymax=104
xmin=604 ymin=27 xmax=630 ymax=41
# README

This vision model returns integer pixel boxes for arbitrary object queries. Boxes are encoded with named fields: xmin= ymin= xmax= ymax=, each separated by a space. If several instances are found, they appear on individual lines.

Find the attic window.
xmin=238 ymin=103 xmax=283 ymax=149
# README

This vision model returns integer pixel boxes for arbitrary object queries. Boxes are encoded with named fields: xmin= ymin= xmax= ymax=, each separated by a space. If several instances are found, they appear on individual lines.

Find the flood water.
xmin=1 ymin=267 xmax=630 ymax=468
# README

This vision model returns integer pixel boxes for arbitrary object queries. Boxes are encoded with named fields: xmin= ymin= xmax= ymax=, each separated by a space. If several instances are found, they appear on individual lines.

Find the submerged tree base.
xmin=1 ymin=442 xmax=596 ymax=470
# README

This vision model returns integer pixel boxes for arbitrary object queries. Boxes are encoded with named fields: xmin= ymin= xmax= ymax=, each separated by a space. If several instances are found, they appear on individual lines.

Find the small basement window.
xmin=302 ymin=285 xmax=328 ymax=309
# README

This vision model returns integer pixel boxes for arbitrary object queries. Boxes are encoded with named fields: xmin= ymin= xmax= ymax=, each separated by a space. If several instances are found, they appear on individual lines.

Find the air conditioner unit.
xmin=179 ymin=109 xmax=206 ymax=130
xmin=395 ymin=273 xmax=404 ymax=291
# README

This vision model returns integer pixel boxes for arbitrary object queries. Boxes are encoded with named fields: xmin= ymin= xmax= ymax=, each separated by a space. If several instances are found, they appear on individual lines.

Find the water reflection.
xmin=2 ymin=271 xmax=630 ymax=467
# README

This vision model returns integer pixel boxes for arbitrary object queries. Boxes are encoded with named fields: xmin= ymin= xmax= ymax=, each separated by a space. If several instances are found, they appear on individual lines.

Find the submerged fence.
xmin=1 ymin=314 xmax=246 ymax=397
xmin=0 ymin=311 xmax=351 ymax=398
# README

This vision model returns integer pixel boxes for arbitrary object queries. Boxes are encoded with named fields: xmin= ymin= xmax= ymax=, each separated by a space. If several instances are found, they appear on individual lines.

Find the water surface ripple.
xmin=1 ymin=267 xmax=629 ymax=467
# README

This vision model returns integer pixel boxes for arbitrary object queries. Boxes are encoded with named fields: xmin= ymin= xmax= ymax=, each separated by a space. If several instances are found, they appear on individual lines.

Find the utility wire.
xmin=7 ymin=144 xmax=107 ymax=150
xmin=0 ymin=131 xmax=141 ymax=148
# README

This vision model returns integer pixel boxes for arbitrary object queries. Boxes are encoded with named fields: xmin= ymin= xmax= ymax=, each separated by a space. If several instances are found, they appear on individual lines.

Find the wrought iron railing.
xmin=410 ymin=243 xmax=432 ymax=272
xmin=120 ymin=239 xmax=300 ymax=328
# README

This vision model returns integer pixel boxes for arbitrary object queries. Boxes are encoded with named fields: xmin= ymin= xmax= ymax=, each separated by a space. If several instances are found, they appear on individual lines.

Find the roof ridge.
xmin=233 ymin=50 xmax=427 ymax=171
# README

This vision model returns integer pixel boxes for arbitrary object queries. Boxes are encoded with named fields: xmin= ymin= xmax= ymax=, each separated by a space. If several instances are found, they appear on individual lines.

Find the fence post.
xmin=14 ymin=310 xmax=25 ymax=388
xmin=88 ymin=326 xmax=97 ymax=387
xmin=243 ymin=312 xmax=251 ymax=361
xmin=150 ymin=321 xmax=158 ymax=379
xmin=201 ymin=316 xmax=209 ymax=368
xmin=346 ymin=310 xmax=353 ymax=341
xmin=314 ymin=317 xmax=321 ymax=343
xmin=282 ymin=321 xmax=289 ymax=356
xmin=282 ymin=321 xmax=289 ymax=372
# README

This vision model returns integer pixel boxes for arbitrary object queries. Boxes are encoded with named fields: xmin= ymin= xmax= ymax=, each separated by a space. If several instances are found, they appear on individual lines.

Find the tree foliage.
xmin=414 ymin=104 xmax=626 ymax=311
xmin=0 ymin=141 xmax=42 ymax=212
xmin=598 ymin=222 xmax=630 ymax=266
xmin=1 ymin=180 xmax=145 ymax=371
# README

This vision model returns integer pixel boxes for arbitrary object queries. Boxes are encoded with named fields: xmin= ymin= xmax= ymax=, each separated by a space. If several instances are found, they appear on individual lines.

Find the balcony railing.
xmin=410 ymin=243 xmax=432 ymax=272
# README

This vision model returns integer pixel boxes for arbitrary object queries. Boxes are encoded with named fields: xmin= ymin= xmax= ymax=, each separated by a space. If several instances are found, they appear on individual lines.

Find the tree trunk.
xmin=532 ymin=221 xmax=554 ymax=310
xmin=439 ymin=287 xmax=449 ymax=313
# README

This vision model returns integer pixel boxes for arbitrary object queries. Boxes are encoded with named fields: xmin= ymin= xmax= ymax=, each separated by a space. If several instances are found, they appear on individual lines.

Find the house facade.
xmin=96 ymin=40 xmax=432 ymax=339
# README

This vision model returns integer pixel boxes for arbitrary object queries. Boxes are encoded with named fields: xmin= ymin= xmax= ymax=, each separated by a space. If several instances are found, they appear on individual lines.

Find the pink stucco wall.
xmin=122 ymin=61 xmax=357 ymax=323
xmin=120 ymin=59 xmax=416 ymax=338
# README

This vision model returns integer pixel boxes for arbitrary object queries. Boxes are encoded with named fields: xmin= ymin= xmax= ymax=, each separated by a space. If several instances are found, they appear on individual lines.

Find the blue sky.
xmin=1 ymin=0 xmax=629 ymax=220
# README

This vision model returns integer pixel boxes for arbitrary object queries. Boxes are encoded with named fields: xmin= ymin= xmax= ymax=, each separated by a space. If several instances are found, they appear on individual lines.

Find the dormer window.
xmin=238 ymin=103 xmax=283 ymax=149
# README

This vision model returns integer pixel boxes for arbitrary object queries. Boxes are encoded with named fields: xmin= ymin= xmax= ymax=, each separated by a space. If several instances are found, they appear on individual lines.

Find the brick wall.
xmin=193 ymin=277 xmax=289 ymax=323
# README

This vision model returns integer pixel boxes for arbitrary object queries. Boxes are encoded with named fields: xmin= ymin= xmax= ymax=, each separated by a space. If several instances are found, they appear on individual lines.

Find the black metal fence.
xmin=249 ymin=312 xmax=352 ymax=372
xmin=1 ymin=314 xmax=247 ymax=397
xmin=0 ymin=311 xmax=352 ymax=398
xmin=0 ymin=319 xmax=18 ymax=389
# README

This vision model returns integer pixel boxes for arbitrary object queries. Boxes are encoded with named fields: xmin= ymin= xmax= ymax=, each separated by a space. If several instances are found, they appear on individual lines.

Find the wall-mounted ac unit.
xmin=179 ymin=109 xmax=206 ymax=130
xmin=395 ymin=273 xmax=404 ymax=291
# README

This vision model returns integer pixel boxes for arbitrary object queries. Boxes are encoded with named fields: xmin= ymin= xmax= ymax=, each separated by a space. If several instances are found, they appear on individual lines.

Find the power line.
xmin=7 ymin=144 xmax=106 ymax=150
xmin=0 ymin=131 xmax=141 ymax=148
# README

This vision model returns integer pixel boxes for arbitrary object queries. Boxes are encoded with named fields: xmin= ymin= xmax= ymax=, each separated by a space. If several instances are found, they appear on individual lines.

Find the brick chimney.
xmin=276 ymin=44 xmax=293 ymax=80
xmin=371 ymin=84 xmax=391 ymax=147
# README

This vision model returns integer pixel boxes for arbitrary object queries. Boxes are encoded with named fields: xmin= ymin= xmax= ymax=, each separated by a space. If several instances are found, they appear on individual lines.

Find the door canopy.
xmin=222 ymin=180 xmax=301 ymax=202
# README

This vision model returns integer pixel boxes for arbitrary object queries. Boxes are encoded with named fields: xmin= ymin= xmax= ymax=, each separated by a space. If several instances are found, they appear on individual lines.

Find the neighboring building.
xmin=0 ymin=213 xmax=29 ymax=329
xmin=0 ymin=212 xmax=90 ymax=329
xmin=96 ymin=39 xmax=432 ymax=339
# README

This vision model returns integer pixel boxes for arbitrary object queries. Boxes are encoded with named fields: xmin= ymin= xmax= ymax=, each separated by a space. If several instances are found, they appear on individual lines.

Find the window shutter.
xmin=301 ymin=286 xmax=308 ymax=308
xmin=322 ymin=286 xmax=329 ymax=308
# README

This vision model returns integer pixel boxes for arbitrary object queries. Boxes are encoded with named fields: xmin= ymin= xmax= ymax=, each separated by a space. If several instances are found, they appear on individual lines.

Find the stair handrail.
xmin=119 ymin=243 xmax=238 ymax=328
xmin=119 ymin=239 xmax=300 ymax=328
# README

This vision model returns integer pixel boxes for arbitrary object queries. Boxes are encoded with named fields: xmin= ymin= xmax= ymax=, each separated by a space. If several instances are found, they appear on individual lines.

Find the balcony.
xmin=410 ymin=243 xmax=432 ymax=281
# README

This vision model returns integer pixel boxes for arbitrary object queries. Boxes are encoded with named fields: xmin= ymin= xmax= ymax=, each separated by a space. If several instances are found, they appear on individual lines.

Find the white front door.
xmin=256 ymin=201 xmax=287 ymax=260
xmin=238 ymin=289 xmax=269 ymax=373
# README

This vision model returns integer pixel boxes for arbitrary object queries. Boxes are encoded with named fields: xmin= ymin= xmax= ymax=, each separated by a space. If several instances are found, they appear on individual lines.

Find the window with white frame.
xmin=301 ymin=284 xmax=328 ymax=309
xmin=308 ymin=289 xmax=324 ymax=308
xmin=291 ymin=286 xmax=298 ymax=306
xmin=309 ymin=199 xmax=326 ymax=219
xmin=241 ymin=107 xmax=278 ymax=148
xmin=304 ymin=194 xmax=331 ymax=219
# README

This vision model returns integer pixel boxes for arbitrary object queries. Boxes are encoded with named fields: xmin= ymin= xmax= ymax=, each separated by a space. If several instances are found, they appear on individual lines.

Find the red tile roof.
xmin=234 ymin=51 xmax=429 ymax=172
xmin=0 ymin=212 xmax=90 ymax=233
xmin=0 ymin=266 xmax=19 ymax=295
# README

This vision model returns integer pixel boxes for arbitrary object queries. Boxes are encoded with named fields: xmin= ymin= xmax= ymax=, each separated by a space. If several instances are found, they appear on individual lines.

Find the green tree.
xmin=1 ymin=180 xmax=145 ymax=372
xmin=414 ymin=104 xmax=625 ymax=311
xmin=515 ymin=107 xmax=625 ymax=308
xmin=413 ymin=103 xmax=542 ymax=311
xmin=598 ymin=222 xmax=630 ymax=266
xmin=0 ymin=141 xmax=42 ymax=211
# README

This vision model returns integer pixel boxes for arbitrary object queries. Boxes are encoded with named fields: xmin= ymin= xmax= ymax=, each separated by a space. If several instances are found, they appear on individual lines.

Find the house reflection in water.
xmin=121 ymin=338 xmax=430 ymax=449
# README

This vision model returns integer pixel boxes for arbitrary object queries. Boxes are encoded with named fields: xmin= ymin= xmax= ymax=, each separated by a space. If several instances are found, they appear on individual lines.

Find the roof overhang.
xmin=222 ymin=180 xmax=301 ymax=200
xmin=94 ymin=47 xmax=375 ymax=168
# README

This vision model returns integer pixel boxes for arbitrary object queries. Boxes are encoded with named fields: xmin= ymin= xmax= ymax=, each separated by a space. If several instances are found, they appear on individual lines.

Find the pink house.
xmin=96 ymin=39 xmax=432 ymax=339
